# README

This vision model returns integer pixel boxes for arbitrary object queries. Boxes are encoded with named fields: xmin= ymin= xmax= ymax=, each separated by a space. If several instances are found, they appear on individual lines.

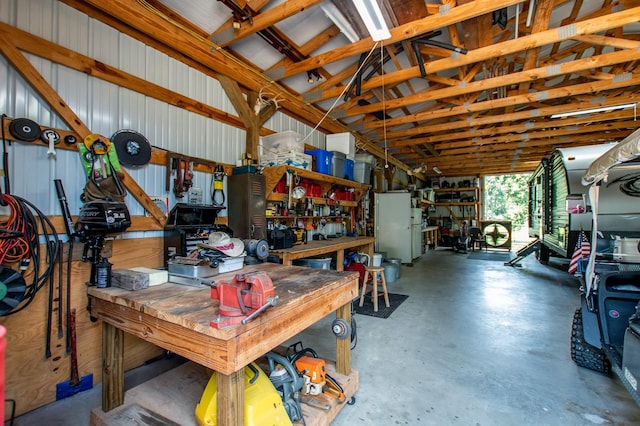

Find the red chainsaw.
xmin=210 ymin=272 xmax=278 ymax=328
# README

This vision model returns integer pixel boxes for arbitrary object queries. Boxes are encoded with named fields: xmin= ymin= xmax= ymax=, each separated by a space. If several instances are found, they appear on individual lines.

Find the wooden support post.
xmin=335 ymin=303 xmax=352 ymax=375
xmin=335 ymin=249 xmax=345 ymax=272
xmin=102 ymin=322 xmax=124 ymax=412
xmin=216 ymin=370 xmax=244 ymax=426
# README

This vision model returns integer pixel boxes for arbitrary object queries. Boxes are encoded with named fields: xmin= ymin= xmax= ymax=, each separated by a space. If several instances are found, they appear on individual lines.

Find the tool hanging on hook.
xmin=212 ymin=165 xmax=225 ymax=206
xmin=165 ymin=152 xmax=218 ymax=200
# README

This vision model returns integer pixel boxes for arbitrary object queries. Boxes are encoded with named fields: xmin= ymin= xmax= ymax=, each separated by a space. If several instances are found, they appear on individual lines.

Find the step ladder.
xmin=505 ymin=238 xmax=540 ymax=267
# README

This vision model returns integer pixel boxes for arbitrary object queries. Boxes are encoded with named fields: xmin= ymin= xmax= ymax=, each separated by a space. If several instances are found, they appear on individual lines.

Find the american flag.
xmin=568 ymin=230 xmax=591 ymax=275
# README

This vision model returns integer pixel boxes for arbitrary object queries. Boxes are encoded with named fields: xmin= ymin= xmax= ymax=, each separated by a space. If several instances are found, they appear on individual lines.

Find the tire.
xmin=571 ymin=308 xmax=611 ymax=374
xmin=536 ymin=244 xmax=549 ymax=265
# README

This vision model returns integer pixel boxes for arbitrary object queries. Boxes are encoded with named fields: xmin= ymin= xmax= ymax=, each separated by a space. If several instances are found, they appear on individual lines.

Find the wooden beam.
xmin=308 ymin=6 xmax=640 ymax=103
xmin=213 ymin=0 xmax=325 ymax=47
xmin=375 ymin=73 xmax=640 ymax=139
xmin=358 ymin=47 xmax=640 ymax=123
xmin=383 ymin=92 xmax=640 ymax=139
xmin=390 ymin=109 xmax=638 ymax=148
xmin=273 ymin=0 xmax=524 ymax=80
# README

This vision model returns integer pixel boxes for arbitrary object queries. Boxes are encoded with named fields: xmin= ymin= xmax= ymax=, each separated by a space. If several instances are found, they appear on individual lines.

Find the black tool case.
xmin=163 ymin=203 xmax=230 ymax=264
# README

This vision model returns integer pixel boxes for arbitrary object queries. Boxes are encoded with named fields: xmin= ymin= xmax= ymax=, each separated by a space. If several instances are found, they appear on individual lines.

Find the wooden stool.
xmin=358 ymin=266 xmax=390 ymax=312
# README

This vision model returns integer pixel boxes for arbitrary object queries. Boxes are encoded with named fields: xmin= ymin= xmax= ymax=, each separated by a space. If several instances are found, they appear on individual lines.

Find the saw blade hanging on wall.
xmin=111 ymin=129 xmax=152 ymax=167
xmin=8 ymin=118 xmax=41 ymax=142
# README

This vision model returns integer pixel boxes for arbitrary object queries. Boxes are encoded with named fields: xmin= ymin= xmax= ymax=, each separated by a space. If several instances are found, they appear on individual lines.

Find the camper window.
xmin=566 ymin=194 xmax=587 ymax=214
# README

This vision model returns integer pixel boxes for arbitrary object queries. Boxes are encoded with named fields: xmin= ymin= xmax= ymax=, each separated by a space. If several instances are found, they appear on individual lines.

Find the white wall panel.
xmin=88 ymin=19 xmax=119 ymax=66
xmin=145 ymin=48 xmax=170 ymax=88
xmin=119 ymin=33 xmax=147 ymax=81
xmin=56 ymin=3 xmax=90 ymax=55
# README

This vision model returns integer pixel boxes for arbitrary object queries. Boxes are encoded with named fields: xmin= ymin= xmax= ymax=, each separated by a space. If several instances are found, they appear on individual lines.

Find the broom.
xmin=56 ymin=308 xmax=93 ymax=400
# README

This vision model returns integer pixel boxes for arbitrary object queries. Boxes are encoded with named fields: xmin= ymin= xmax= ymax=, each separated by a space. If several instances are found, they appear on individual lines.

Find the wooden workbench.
xmin=88 ymin=262 xmax=358 ymax=426
xmin=422 ymin=226 xmax=440 ymax=251
xmin=270 ymin=236 xmax=375 ymax=270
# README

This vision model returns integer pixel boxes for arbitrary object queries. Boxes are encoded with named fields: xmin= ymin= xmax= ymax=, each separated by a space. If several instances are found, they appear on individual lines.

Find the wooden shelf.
xmin=267 ymin=215 xmax=349 ymax=220
xmin=434 ymin=202 xmax=477 ymax=207
xmin=433 ymin=187 xmax=479 ymax=193
xmin=430 ymin=186 xmax=481 ymax=225
xmin=267 ymin=193 xmax=359 ymax=207
xmin=262 ymin=165 xmax=370 ymax=203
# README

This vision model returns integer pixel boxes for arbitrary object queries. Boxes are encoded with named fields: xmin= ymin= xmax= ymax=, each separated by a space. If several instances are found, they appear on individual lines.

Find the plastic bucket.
xmin=387 ymin=258 xmax=402 ymax=279
xmin=373 ymin=253 xmax=383 ymax=267
xmin=383 ymin=263 xmax=398 ymax=283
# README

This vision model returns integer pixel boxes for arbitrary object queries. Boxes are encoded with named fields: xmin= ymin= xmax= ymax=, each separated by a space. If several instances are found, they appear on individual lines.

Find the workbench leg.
xmin=336 ymin=249 xmax=345 ymax=271
xmin=217 ymin=370 xmax=244 ymax=426
xmin=365 ymin=242 xmax=374 ymax=261
xmin=335 ymin=303 xmax=352 ymax=375
xmin=101 ymin=321 xmax=124 ymax=412
xmin=282 ymin=254 xmax=292 ymax=266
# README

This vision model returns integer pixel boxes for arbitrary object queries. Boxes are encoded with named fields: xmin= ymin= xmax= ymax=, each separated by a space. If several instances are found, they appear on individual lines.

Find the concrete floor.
xmin=12 ymin=248 xmax=640 ymax=425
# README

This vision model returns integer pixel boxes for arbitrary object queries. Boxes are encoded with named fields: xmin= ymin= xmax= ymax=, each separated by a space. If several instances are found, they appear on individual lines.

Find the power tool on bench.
xmin=209 ymin=272 xmax=278 ymax=328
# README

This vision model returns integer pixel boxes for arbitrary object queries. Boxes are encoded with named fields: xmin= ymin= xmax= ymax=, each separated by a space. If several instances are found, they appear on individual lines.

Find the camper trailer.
xmin=527 ymin=144 xmax=615 ymax=263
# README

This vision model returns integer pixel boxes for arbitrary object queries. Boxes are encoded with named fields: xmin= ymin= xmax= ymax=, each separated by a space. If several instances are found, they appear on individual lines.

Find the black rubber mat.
xmin=353 ymin=293 xmax=409 ymax=319
xmin=467 ymin=251 xmax=512 ymax=262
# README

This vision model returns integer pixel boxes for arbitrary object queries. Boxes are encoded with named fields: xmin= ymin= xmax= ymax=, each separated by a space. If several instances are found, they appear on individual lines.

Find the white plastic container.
xmin=326 ymin=133 xmax=355 ymax=158
xmin=218 ymin=256 xmax=245 ymax=273
xmin=261 ymin=131 xmax=304 ymax=154
xmin=373 ymin=253 xmax=383 ymax=267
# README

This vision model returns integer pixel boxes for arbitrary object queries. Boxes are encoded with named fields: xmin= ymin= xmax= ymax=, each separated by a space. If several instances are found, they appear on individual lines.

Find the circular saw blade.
xmin=111 ymin=129 xmax=152 ymax=167
xmin=8 ymin=118 xmax=41 ymax=142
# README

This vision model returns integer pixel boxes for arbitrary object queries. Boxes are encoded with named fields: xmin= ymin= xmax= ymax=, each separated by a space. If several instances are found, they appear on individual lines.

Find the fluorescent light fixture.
xmin=321 ymin=3 xmax=360 ymax=43
xmin=352 ymin=0 xmax=391 ymax=42
xmin=550 ymin=103 xmax=637 ymax=119
xmin=432 ymin=166 xmax=442 ymax=174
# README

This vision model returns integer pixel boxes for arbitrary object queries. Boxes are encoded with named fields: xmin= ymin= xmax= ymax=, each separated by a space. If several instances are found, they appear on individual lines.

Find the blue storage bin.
xmin=304 ymin=149 xmax=333 ymax=175
xmin=344 ymin=159 xmax=354 ymax=180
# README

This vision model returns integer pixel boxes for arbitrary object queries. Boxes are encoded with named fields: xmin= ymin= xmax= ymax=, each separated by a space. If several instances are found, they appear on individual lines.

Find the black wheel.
xmin=347 ymin=396 xmax=356 ymax=405
xmin=536 ymin=244 xmax=549 ymax=265
xmin=571 ymin=308 xmax=611 ymax=374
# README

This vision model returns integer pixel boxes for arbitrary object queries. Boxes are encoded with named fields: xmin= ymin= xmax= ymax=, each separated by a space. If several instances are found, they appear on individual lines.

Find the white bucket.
xmin=373 ymin=253 xmax=383 ymax=267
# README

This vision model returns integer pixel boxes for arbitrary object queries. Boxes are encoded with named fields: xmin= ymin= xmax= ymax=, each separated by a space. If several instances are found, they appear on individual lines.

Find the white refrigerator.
xmin=374 ymin=192 xmax=415 ymax=263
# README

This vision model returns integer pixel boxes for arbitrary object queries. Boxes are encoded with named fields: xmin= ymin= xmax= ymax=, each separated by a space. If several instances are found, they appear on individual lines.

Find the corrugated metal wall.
xmin=0 ymin=0 xmax=324 ymax=228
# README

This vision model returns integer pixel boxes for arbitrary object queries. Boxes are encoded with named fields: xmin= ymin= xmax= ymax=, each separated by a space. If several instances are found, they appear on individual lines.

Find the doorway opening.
xmin=483 ymin=173 xmax=532 ymax=251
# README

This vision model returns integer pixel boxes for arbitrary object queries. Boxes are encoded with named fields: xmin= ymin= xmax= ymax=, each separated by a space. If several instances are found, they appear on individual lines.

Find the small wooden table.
xmin=422 ymin=226 xmax=439 ymax=251
xmin=88 ymin=263 xmax=358 ymax=426
xmin=270 ymin=236 xmax=375 ymax=270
